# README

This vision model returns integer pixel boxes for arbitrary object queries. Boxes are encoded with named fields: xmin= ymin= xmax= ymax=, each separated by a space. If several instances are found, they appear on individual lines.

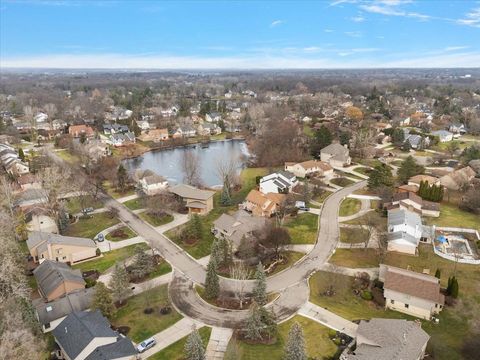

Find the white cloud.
xmin=351 ymin=15 xmax=366 ymax=22
xmin=344 ymin=31 xmax=362 ymax=37
xmin=303 ymin=47 xmax=322 ymax=53
xmin=456 ymin=7 xmax=480 ymax=28
xmin=324 ymin=29 xmax=334 ymax=32
xmin=270 ymin=20 xmax=284 ymax=27
xmin=444 ymin=46 xmax=469 ymax=51
xmin=359 ymin=1 xmax=431 ymax=20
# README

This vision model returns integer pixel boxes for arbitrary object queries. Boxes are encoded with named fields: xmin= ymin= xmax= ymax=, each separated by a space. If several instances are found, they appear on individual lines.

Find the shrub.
xmin=85 ymin=278 xmax=97 ymax=288
xmin=95 ymin=248 xmax=101 ymax=256
xmin=371 ymin=287 xmax=385 ymax=306
xmin=361 ymin=290 xmax=373 ymax=301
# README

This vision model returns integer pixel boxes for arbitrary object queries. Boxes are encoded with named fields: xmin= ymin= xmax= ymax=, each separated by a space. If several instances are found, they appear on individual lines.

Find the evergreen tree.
xmin=284 ymin=322 xmax=307 ymax=360
xmin=252 ymin=263 xmax=267 ymax=305
xmin=245 ymin=302 xmax=264 ymax=341
xmin=110 ymin=263 xmax=132 ymax=305
xmin=220 ymin=175 xmax=232 ymax=206
xmin=310 ymin=126 xmax=332 ymax=157
xmin=117 ymin=164 xmax=128 ymax=191
xmin=392 ymin=128 xmax=405 ymax=145
xmin=219 ymin=237 xmax=233 ymax=268
xmin=80 ymin=132 xmax=87 ymax=144
xmin=397 ymin=156 xmax=424 ymax=184
xmin=184 ymin=326 xmax=206 ymax=360
xmin=205 ymin=257 xmax=219 ymax=299
xmin=18 ymin=148 xmax=25 ymax=161
xmin=434 ymin=268 xmax=441 ymax=279
xmin=302 ymin=178 xmax=311 ymax=204
xmin=339 ymin=131 xmax=351 ymax=146
xmin=368 ymin=164 xmax=394 ymax=189
xmin=131 ymin=246 xmax=154 ymax=280
xmin=92 ymin=282 xmax=115 ymax=318
xmin=450 ymin=277 xmax=459 ymax=298
xmin=210 ymin=240 xmax=222 ymax=268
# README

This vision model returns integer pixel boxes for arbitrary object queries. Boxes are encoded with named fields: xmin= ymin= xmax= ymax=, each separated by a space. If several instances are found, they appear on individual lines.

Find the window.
xmin=405 ymin=304 xmax=409 ymax=309
xmin=63 ymin=256 xmax=67 ymax=260
xmin=390 ymin=300 xmax=395 ymax=304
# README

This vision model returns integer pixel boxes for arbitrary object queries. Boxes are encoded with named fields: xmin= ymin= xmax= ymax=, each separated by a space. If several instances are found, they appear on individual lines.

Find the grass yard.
xmin=284 ymin=213 xmax=319 ymax=244
xmin=303 ymin=124 xmax=314 ymax=137
xmin=335 ymin=170 xmax=365 ymax=181
xmin=73 ymin=243 xmax=149 ymax=273
xmin=235 ymin=167 xmax=270 ymax=202
xmin=339 ymin=198 xmax=362 ymax=217
xmin=103 ymin=180 xmax=136 ymax=199
xmin=112 ymin=284 xmax=183 ymax=343
xmin=122 ymin=197 xmax=144 ymax=210
xmin=424 ymin=203 xmax=480 ymax=231
xmin=140 ymin=212 xmax=174 ymax=227
xmin=64 ymin=195 xmax=103 ymax=214
xmin=339 ymin=227 xmax=370 ymax=244
xmin=353 ymin=167 xmax=371 ymax=176
xmin=234 ymin=315 xmax=338 ymax=360
xmin=147 ymin=260 xmax=172 ymax=280
xmin=330 ymin=177 xmax=355 ymax=187
xmin=56 ymin=149 xmax=79 ymax=164
xmin=313 ymin=190 xmax=333 ymax=204
xmin=105 ymin=226 xmax=137 ymax=242
xmin=268 ymin=251 xmax=304 ymax=275
xmin=316 ymin=243 xmax=480 ymax=359
xmin=64 ymin=213 xmax=120 ymax=239
xmin=149 ymin=327 xmax=211 ymax=360
xmin=330 ymin=248 xmax=379 ymax=268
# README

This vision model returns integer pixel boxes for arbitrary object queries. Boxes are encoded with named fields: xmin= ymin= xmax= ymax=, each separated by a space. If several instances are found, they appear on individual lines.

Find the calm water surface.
xmin=123 ymin=140 xmax=250 ymax=187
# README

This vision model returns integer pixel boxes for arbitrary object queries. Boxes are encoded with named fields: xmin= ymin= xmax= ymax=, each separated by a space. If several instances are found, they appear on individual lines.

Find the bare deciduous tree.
xmin=229 ymin=261 xmax=250 ymax=309
xmin=181 ymin=151 xmax=202 ymax=186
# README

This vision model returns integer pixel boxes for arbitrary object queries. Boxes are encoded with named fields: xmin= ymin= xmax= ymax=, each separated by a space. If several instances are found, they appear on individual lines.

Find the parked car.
xmin=82 ymin=207 xmax=94 ymax=214
xmin=137 ymin=337 xmax=156 ymax=353
xmin=96 ymin=233 xmax=105 ymax=242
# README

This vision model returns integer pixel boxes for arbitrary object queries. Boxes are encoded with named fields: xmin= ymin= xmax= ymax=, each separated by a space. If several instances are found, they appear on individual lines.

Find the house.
xmin=27 ymin=231 xmax=97 ymax=264
xmin=27 ymin=213 xmax=59 ymax=234
xmin=135 ymin=169 xmax=169 ymax=195
xmin=52 ymin=310 xmax=136 ymax=360
xmin=107 ymin=132 xmax=136 ymax=147
xmin=212 ymin=210 xmax=266 ymax=249
xmin=242 ymin=189 xmax=285 ymax=217
xmin=103 ymin=124 xmax=129 ymax=135
xmin=34 ymin=288 xmax=94 ymax=333
xmin=404 ymin=134 xmax=428 ymax=149
xmin=52 ymin=119 xmax=68 ymax=131
xmin=284 ymin=160 xmax=333 ymax=178
xmin=439 ymin=166 xmax=476 ymax=190
xmin=138 ymin=128 xmax=169 ymax=142
xmin=385 ymin=191 xmax=440 ymax=217
xmin=33 ymin=260 xmax=85 ymax=302
xmin=259 ymin=171 xmax=298 ymax=194
xmin=136 ymin=119 xmax=151 ymax=131
xmin=320 ymin=143 xmax=351 ymax=167
xmin=3 ymin=157 xmax=30 ymax=175
xmin=386 ymin=208 xmax=423 ymax=255
xmin=205 ymin=112 xmax=222 ymax=123
xmin=379 ymin=264 xmax=444 ymax=320
xmin=172 ymin=126 xmax=196 ymax=138
xmin=35 ymin=112 xmax=48 ymax=123
xmin=448 ymin=122 xmax=467 ymax=135
xmin=14 ymin=188 xmax=48 ymax=209
xmin=17 ymin=174 xmax=42 ymax=190
xmin=169 ymin=184 xmax=215 ymax=215
xmin=84 ymin=141 xmax=111 ymax=162
xmin=341 ymin=318 xmax=430 ymax=360
xmin=407 ymin=174 xmax=440 ymax=188
xmin=68 ymin=125 xmax=95 ymax=138
xmin=197 ymin=122 xmax=222 ymax=136
xmin=431 ymin=130 xmax=453 ymax=142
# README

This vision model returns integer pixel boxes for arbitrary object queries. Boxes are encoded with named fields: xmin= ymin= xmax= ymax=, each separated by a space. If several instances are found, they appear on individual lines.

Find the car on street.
xmin=137 ymin=337 xmax=156 ymax=353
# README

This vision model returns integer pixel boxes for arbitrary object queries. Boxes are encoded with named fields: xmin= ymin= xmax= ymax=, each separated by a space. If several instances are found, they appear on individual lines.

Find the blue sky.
xmin=1 ymin=0 xmax=479 ymax=68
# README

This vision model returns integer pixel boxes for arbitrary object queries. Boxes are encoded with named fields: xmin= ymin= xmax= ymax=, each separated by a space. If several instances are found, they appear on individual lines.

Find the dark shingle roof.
xmin=84 ymin=337 xmax=136 ymax=360
xmin=34 ymin=260 xmax=85 ymax=299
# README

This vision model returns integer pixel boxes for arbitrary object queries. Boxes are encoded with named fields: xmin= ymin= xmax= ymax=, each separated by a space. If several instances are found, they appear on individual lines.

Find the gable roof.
xmin=53 ymin=310 xmax=116 ymax=359
xmin=382 ymin=265 xmax=444 ymax=304
xmin=27 ymin=231 xmax=96 ymax=250
xmin=391 ymin=191 xmax=423 ymax=206
xmin=346 ymin=318 xmax=430 ymax=360
xmin=85 ymin=337 xmax=136 ymax=360
xmin=408 ymin=174 xmax=439 ymax=185
xmin=320 ymin=143 xmax=349 ymax=156
xmin=34 ymin=260 xmax=85 ymax=299
xmin=169 ymin=184 xmax=215 ymax=201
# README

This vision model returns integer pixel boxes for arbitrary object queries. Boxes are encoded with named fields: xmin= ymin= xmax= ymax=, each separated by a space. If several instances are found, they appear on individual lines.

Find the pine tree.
xmin=434 ymin=268 xmax=441 ymax=279
xmin=284 ymin=322 xmax=307 ymax=360
xmin=210 ymin=240 xmax=222 ymax=268
xmin=220 ymin=178 xmax=232 ymax=206
xmin=131 ymin=246 xmax=154 ymax=280
xmin=184 ymin=326 xmax=206 ymax=360
xmin=191 ymin=214 xmax=203 ymax=239
xmin=92 ymin=282 xmax=116 ymax=318
xmin=253 ymin=263 xmax=267 ymax=305
xmin=397 ymin=156 xmax=424 ymax=184
xmin=117 ymin=164 xmax=128 ymax=192
xmin=219 ymin=237 xmax=233 ymax=268
xmin=450 ymin=277 xmax=459 ymax=298
xmin=447 ymin=276 xmax=453 ymax=294
xmin=205 ymin=257 xmax=219 ymax=299
xmin=110 ymin=263 xmax=132 ymax=305
xmin=368 ymin=164 xmax=394 ymax=189
xmin=18 ymin=148 xmax=25 ymax=161
xmin=245 ymin=302 xmax=264 ymax=341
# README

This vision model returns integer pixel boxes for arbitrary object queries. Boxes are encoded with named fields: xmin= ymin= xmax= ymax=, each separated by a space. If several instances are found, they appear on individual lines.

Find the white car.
xmin=136 ymin=337 xmax=156 ymax=353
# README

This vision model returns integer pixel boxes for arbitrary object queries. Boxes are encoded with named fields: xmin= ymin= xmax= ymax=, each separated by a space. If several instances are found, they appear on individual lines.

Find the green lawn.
xmin=64 ymin=195 xmax=103 ymax=214
xmin=316 ymin=243 xmax=480 ymax=359
xmin=284 ymin=213 xmax=319 ymax=244
xmin=339 ymin=227 xmax=370 ymax=244
xmin=303 ymin=124 xmax=314 ymax=137
xmin=112 ymin=284 xmax=183 ymax=343
xmin=64 ymin=213 xmax=120 ymax=239
xmin=330 ymin=177 xmax=355 ymax=187
xmin=330 ymin=248 xmax=379 ymax=268
xmin=339 ymin=198 xmax=362 ymax=217
xmin=149 ymin=327 xmax=212 ymax=360
xmin=313 ymin=190 xmax=333 ymax=204
xmin=56 ymin=149 xmax=79 ymax=164
xmin=353 ymin=167 xmax=371 ymax=176
xmin=425 ymin=203 xmax=480 ymax=231
xmin=235 ymin=315 xmax=338 ymax=360
xmin=268 ymin=251 xmax=304 ymax=275
xmin=147 ymin=260 xmax=172 ymax=280
xmin=72 ymin=243 xmax=149 ymax=273
xmin=105 ymin=226 xmax=137 ymax=242
xmin=140 ymin=212 xmax=174 ymax=227
xmin=103 ymin=181 xmax=136 ymax=199
xmin=122 ymin=197 xmax=144 ymax=210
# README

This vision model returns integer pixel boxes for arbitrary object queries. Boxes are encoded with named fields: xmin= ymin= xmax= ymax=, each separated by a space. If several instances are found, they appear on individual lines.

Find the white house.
xmin=284 ymin=160 xmax=333 ymax=178
xmin=136 ymin=119 xmax=151 ymax=131
xmin=106 ymin=132 xmax=136 ymax=147
xmin=137 ymin=170 xmax=169 ymax=195
xmin=431 ymin=130 xmax=453 ymax=142
xmin=387 ymin=208 xmax=423 ymax=255
xmin=320 ymin=143 xmax=351 ymax=167
xmin=35 ymin=112 xmax=48 ymax=123
xmin=259 ymin=171 xmax=298 ymax=194
xmin=205 ymin=112 xmax=222 ymax=123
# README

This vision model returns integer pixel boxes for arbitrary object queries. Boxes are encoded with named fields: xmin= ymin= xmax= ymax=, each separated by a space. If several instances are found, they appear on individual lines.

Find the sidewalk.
xmin=141 ymin=317 xmax=204 ymax=359
xmin=205 ymin=327 xmax=234 ymax=360
xmin=298 ymin=301 xmax=358 ymax=338
xmin=338 ymin=198 xmax=371 ymax=223
xmin=117 ymin=193 xmax=140 ymax=203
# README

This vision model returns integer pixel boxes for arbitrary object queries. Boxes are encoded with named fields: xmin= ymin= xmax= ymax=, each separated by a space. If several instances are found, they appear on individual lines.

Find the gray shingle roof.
xmin=170 ymin=184 xmax=215 ymax=200
xmin=34 ymin=288 xmax=94 ymax=326
xmin=321 ymin=143 xmax=349 ymax=157
xmin=387 ymin=208 xmax=421 ymax=228
xmin=53 ymin=310 xmax=117 ymax=359
xmin=345 ymin=318 xmax=430 ymax=360
xmin=27 ymin=231 xmax=97 ymax=250
xmin=84 ymin=337 xmax=136 ymax=360
xmin=34 ymin=260 xmax=85 ymax=299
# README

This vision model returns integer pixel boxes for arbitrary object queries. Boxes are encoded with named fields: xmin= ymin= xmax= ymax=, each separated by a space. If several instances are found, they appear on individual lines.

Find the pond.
xmin=123 ymin=139 xmax=250 ymax=187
